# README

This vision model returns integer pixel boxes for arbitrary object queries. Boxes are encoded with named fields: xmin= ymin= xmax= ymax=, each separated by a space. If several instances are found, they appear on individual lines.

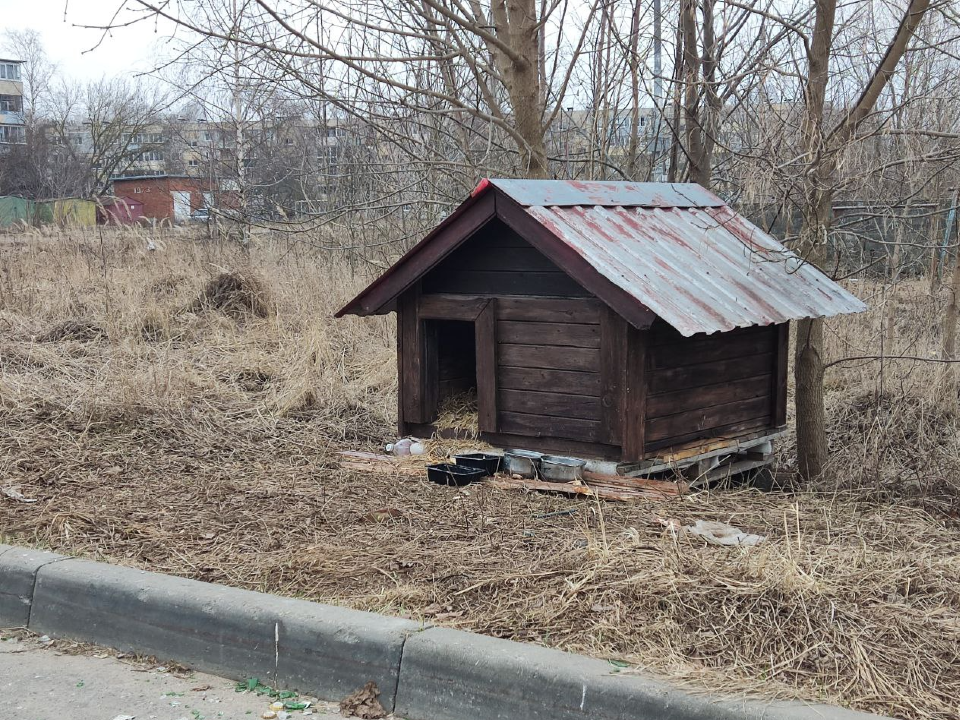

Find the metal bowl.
xmin=540 ymin=455 xmax=586 ymax=483
xmin=503 ymin=449 xmax=543 ymax=478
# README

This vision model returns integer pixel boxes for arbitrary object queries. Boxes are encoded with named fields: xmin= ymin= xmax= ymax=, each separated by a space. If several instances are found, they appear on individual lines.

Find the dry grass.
xmin=0 ymin=228 xmax=958 ymax=720
xmin=434 ymin=391 xmax=480 ymax=437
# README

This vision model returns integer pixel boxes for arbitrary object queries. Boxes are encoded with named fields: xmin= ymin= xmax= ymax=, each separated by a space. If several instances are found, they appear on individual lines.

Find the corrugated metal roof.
xmin=493 ymin=181 xmax=865 ymax=336
xmin=337 ymin=179 xmax=867 ymax=333
xmin=490 ymin=179 xmax=725 ymax=208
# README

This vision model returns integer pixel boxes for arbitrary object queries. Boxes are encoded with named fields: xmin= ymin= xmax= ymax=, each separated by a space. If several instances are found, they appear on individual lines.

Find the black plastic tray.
xmin=454 ymin=453 xmax=502 ymax=476
xmin=427 ymin=463 xmax=486 ymax=486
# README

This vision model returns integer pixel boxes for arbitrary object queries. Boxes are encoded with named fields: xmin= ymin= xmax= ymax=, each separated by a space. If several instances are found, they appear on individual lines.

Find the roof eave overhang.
xmin=334 ymin=185 xmax=497 ymax=318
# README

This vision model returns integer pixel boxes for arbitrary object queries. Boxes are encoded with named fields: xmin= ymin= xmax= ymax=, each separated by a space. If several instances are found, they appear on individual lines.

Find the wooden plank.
xmin=396 ymin=299 xmax=406 ymax=436
xmin=419 ymin=294 xmax=487 ymax=321
xmin=599 ymin=307 xmax=626 ymax=445
xmin=647 ymin=375 xmax=772 ymax=418
xmin=499 ymin=389 xmax=602 ymax=421
xmin=422 ymin=269 xmax=590 ymax=297
xmin=772 ymin=322 xmax=789 ymax=427
xmin=644 ymin=417 xmax=771 ymax=453
xmin=648 ymin=352 xmax=774 ymax=394
xmin=480 ymin=222 xmax=529 ymax=247
xmin=422 ymin=318 xmax=439 ymax=423
xmin=398 ymin=286 xmax=427 ymax=423
xmin=495 ymin=193 xmax=657 ymax=330
xmin=340 ymin=190 xmax=495 ymax=316
xmin=475 ymin=300 xmax=498 ymax=432
xmin=486 ymin=432 xmax=619 ymax=459
xmin=402 ymin=424 xmax=621 ymax=460
xmin=498 ymin=344 xmax=600 ymax=372
xmin=496 ymin=297 xmax=602 ymax=324
xmin=646 ymin=320 xmax=759 ymax=347
xmin=498 ymin=411 xmax=603 ymax=442
xmin=498 ymin=367 xmax=601 ymax=397
xmin=582 ymin=470 xmax=687 ymax=495
xmin=645 ymin=396 xmax=772 ymax=443
xmin=622 ymin=325 xmax=648 ymax=461
xmin=498 ymin=321 xmax=600 ymax=348
xmin=438 ymin=244 xmax=561 ymax=272
xmin=486 ymin=477 xmax=596 ymax=498
xmin=649 ymin=328 xmax=776 ymax=369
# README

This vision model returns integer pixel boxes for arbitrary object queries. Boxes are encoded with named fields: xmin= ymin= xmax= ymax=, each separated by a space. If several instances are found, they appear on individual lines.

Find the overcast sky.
xmin=0 ymin=0 xmax=178 ymax=80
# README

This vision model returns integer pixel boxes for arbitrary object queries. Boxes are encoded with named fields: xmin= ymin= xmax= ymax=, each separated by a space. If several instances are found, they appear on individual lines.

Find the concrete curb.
xmin=26 ymin=554 xmax=420 ymax=711
xmin=394 ymin=627 xmax=879 ymax=720
xmin=0 ymin=544 xmax=889 ymax=720
xmin=0 ymin=545 xmax=67 ymax=628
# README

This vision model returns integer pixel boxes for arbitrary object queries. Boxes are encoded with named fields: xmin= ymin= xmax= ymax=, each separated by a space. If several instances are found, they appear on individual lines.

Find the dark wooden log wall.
xmin=421 ymin=220 xmax=590 ymax=298
xmin=642 ymin=321 xmax=782 ymax=451
xmin=496 ymin=298 xmax=604 ymax=442
xmin=408 ymin=221 xmax=789 ymax=458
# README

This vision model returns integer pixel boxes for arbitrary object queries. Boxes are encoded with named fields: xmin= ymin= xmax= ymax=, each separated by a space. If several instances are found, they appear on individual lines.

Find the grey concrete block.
xmin=271 ymin=595 xmax=424 ymax=709
xmin=30 ymin=559 xmax=421 ymax=709
xmin=394 ymin=627 xmax=886 ymax=720
xmin=0 ymin=545 xmax=68 ymax=628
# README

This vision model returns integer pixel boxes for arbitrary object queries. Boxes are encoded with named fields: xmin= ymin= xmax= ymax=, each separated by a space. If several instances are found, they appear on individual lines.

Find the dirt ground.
xmin=1 ymin=229 xmax=958 ymax=720
xmin=0 ymin=631 xmax=342 ymax=720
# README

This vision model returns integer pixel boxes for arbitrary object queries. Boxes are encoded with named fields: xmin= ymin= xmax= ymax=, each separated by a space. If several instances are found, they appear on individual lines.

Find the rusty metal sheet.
xmin=524 ymin=202 xmax=866 ymax=337
xmin=338 ymin=178 xmax=867 ymax=332
xmin=490 ymin=179 xmax=725 ymax=208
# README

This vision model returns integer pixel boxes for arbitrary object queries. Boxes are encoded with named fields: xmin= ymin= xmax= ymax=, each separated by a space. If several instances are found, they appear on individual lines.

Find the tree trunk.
xmin=666 ymin=5 xmax=685 ymax=183
xmin=625 ymin=0 xmax=642 ymax=179
xmin=495 ymin=0 xmax=548 ymax=179
xmin=942 ymin=220 xmax=960 ymax=395
xmin=681 ymin=0 xmax=706 ymax=185
xmin=699 ymin=0 xmax=721 ymax=188
xmin=793 ymin=0 xmax=837 ymax=481
xmin=929 ymin=208 xmax=942 ymax=296
xmin=793 ymin=0 xmax=929 ymax=481
xmin=794 ymin=216 xmax=831 ymax=480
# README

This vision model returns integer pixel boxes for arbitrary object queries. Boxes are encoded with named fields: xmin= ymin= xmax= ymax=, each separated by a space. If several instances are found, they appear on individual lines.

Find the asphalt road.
xmin=0 ymin=633 xmax=347 ymax=720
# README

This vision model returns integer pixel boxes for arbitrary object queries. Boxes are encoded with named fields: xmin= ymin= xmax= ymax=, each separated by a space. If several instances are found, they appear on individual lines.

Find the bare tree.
xmin=45 ymin=77 xmax=169 ymax=197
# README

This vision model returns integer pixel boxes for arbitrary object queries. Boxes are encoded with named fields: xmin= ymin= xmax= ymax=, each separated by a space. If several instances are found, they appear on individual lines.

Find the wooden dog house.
xmin=337 ymin=180 xmax=865 ymax=464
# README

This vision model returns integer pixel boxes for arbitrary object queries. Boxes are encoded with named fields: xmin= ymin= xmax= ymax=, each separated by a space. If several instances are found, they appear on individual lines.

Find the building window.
xmin=188 ymin=159 xmax=199 ymax=167
xmin=0 ymin=95 xmax=22 ymax=113
xmin=0 ymin=63 xmax=21 ymax=81
xmin=137 ymin=151 xmax=164 ymax=162
xmin=318 ymin=146 xmax=340 ymax=165
xmin=0 ymin=125 xmax=25 ymax=144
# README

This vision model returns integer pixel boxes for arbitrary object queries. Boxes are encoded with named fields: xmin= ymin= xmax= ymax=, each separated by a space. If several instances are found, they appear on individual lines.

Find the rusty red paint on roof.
xmin=337 ymin=179 xmax=866 ymax=333
xmin=498 ymin=181 xmax=865 ymax=336
xmin=489 ymin=179 xmax=725 ymax=208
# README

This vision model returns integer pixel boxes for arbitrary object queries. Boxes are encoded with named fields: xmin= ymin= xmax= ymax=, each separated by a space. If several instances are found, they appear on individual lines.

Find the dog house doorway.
xmin=427 ymin=320 xmax=478 ymax=430
xmin=418 ymin=297 xmax=498 ymax=436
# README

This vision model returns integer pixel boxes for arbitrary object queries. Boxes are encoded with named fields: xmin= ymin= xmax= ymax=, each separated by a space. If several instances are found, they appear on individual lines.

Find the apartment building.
xmin=0 ymin=58 xmax=25 ymax=146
